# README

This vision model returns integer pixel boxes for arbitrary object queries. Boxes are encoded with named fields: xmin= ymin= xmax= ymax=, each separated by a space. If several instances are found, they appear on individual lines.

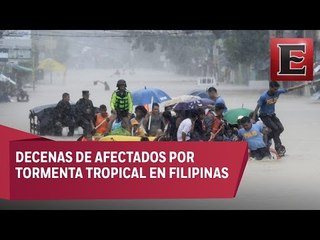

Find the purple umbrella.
xmin=173 ymin=98 xmax=215 ymax=111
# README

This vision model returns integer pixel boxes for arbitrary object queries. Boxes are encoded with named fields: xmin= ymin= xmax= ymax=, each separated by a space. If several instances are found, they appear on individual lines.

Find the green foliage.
xmin=128 ymin=31 xmax=221 ymax=75
xmin=162 ymin=36 xmax=212 ymax=74
xmin=224 ymin=30 xmax=269 ymax=67
xmin=127 ymin=30 xmax=270 ymax=80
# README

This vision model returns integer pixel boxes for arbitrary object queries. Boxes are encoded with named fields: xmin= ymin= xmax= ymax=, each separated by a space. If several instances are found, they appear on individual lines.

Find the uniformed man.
xmin=110 ymin=79 xmax=133 ymax=130
xmin=75 ymin=90 xmax=95 ymax=139
xmin=53 ymin=92 xmax=75 ymax=136
xmin=110 ymin=79 xmax=133 ymax=119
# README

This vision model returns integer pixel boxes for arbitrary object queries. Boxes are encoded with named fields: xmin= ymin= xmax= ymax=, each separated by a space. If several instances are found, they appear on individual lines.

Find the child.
xmin=93 ymin=104 xmax=110 ymax=139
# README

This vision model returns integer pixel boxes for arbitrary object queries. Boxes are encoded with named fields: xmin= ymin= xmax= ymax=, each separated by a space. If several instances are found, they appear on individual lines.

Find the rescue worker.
xmin=75 ymin=90 xmax=95 ymax=140
xmin=207 ymin=87 xmax=228 ymax=113
xmin=110 ymin=79 xmax=133 ymax=119
xmin=238 ymin=116 xmax=271 ymax=160
xmin=252 ymin=81 xmax=308 ymax=156
xmin=53 ymin=92 xmax=75 ymax=136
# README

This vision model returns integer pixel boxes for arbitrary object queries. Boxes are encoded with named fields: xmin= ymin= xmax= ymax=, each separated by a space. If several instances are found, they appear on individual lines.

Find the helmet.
xmin=117 ymin=79 xmax=127 ymax=87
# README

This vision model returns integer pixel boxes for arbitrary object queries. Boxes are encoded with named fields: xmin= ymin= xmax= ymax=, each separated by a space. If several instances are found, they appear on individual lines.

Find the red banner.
xmin=0 ymin=125 xmax=248 ymax=200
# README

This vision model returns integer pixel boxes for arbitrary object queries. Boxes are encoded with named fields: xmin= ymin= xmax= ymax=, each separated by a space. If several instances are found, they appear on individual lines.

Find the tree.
xmin=223 ymin=30 xmax=269 ymax=84
xmin=224 ymin=30 xmax=269 ymax=66
xmin=127 ymin=31 xmax=222 ymax=75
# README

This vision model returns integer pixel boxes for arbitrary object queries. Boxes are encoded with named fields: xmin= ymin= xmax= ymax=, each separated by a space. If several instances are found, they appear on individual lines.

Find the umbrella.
xmin=38 ymin=58 xmax=67 ymax=84
xmin=173 ymin=98 xmax=215 ymax=111
xmin=0 ymin=73 xmax=16 ymax=85
xmin=189 ymin=90 xmax=209 ymax=98
xmin=132 ymin=87 xmax=171 ymax=105
xmin=163 ymin=95 xmax=201 ymax=107
xmin=38 ymin=58 xmax=66 ymax=72
xmin=223 ymin=107 xmax=253 ymax=125
xmin=7 ymin=63 xmax=33 ymax=73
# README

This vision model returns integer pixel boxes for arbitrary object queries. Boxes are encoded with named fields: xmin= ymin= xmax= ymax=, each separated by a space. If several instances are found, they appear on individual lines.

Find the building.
xmin=0 ymin=30 xmax=32 ymax=64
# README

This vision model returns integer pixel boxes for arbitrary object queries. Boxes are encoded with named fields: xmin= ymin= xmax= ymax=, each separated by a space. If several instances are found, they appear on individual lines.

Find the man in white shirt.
xmin=177 ymin=110 xmax=198 ymax=141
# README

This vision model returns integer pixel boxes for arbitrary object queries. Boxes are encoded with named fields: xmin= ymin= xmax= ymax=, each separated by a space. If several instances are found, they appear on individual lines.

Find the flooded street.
xmin=1 ymin=69 xmax=320 ymax=209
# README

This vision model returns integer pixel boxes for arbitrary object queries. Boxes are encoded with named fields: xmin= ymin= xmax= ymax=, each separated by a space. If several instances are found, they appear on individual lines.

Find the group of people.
xmin=238 ymin=81 xmax=308 ymax=159
xmin=53 ymin=78 xmax=308 ymax=159
xmin=166 ymin=80 xmax=307 ymax=160
xmin=53 ymin=91 xmax=95 ymax=137
xmin=53 ymin=79 xmax=134 ymax=140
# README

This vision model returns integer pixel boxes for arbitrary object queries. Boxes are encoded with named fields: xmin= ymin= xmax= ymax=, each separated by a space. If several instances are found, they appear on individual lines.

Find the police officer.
xmin=75 ymin=90 xmax=95 ymax=138
xmin=54 ymin=92 xmax=75 ymax=136
xmin=110 ymin=79 xmax=133 ymax=121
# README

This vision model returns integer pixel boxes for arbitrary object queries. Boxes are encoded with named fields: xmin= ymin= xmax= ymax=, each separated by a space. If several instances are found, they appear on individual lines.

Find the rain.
xmin=1 ymin=30 xmax=320 ymax=209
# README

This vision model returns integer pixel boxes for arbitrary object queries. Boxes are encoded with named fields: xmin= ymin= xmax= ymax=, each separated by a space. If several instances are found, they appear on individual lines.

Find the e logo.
xmin=271 ymin=38 xmax=313 ymax=81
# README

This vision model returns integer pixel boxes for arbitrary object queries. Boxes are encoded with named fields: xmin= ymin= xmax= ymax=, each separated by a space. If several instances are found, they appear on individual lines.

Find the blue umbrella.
xmin=173 ymin=98 xmax=215 ymax=111
xmin=132 ymin=87 xmax=171 ymax=105
xmin=188 ymin=90 xmax=209 ymax=98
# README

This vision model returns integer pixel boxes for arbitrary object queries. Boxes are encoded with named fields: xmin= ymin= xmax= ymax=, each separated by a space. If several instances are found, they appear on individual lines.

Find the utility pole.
xmin=32 ymin=50 xmax=35 ymax=91
xmin=31 ymin=30 xmax=39 ymax=92
xmin=313 ymin=30 xmax=319 ymax=63
xmin=31 ymin=30 xmax=36 ymax=92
